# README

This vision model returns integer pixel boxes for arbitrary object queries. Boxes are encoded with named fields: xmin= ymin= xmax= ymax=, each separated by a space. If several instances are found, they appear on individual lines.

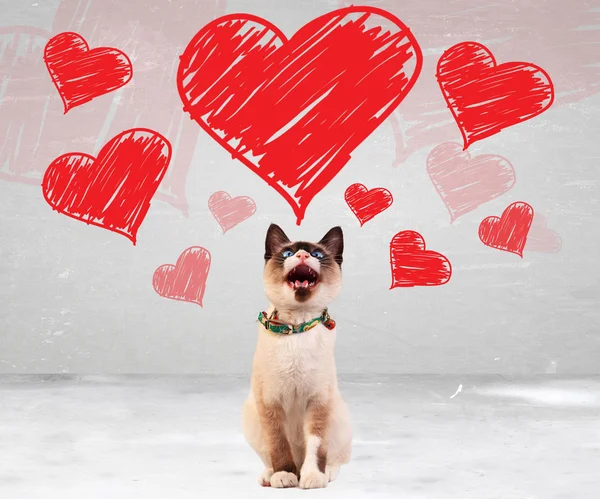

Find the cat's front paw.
xmin=270 ymin=471 xmax=298 ymax=488
xmin=325 ymin=465 xmax=340 ymax=483
xmin=258 ymin=468 xmax=274 ymax=487
xmin=299 ymin=469 xmax=328 ymax=489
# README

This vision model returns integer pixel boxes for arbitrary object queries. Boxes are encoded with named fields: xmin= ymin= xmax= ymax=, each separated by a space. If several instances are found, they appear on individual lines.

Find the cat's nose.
xmin=296 ymin=250 xmax=310 ymax=260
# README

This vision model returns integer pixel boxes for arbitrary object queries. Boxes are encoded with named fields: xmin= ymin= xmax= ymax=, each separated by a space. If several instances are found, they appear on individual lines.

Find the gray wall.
xmin=1 ymin=0 xmax=599 ymax=374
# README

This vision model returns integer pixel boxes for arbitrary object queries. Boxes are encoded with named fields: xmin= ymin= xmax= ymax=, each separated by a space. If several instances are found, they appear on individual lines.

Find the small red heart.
xmin=44 ymin=31 xmax=133 ymax=113
xmin=525 ymin=213 xmax=562 ymax=254
xmin=426 ymin=142 xmax=515 ymax=222
xmin=479 ymin=202 xmax=534 ymax=257
xmin=153 ymin=247 xmax=211 ymax=307
xmin=344 ymin=183 xmax=393 ymax=226
xmin=436 ymin=42 xmax=554 ymax=149
xmin=42 ymin=128 xmax=171 ymax=244
xmin=177 ymin=7 xmax=422 ymax=224
xmin=208 ymin=191 xmax=257 ymax=233
xmin=390 ymin=231 xmax=452 ymax=288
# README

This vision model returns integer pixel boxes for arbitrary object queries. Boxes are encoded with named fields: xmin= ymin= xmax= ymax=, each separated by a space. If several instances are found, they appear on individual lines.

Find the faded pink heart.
xmin=525 ymin=213 xmax=562 ymax=253
xmin=208 ymin=191 xmax=256 ymax=233
xmin=426 ymin=142 xmax=516 ymax=222
xmin=152 ymin=246 xmax=211 ymax=307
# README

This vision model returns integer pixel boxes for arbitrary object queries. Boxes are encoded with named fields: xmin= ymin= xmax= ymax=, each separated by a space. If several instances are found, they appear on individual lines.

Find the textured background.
xmin=1 ymin=0 xmax=599 ymax=375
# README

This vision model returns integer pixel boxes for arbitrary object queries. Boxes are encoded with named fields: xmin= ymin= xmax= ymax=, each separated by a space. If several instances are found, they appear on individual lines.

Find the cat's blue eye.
xmin=311 ymin=250 xmax=324 ymax=260
xmin=282 ymin=250 xmax=294 ymax=258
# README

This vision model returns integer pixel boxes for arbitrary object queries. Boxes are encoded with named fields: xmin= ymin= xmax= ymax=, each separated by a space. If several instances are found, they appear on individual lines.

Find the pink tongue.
xmin=302 ymin=280 xmax=309 ymax=287
xmin=295 ymin=280 xmax=302 ymax=287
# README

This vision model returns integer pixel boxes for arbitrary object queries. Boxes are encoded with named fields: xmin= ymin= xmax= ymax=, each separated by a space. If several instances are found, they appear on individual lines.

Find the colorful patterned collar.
xmin=258 ymin=309 xmax=336 ymax=335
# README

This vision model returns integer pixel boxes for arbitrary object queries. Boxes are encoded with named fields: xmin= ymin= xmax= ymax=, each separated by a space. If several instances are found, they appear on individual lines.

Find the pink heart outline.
xmin=208 ymin=191 xmax=257 ymax=233
xmin=152 ymin=246 xmax=211 ymax=307
xmin=426 ymin=142 xmax=516 ymax=223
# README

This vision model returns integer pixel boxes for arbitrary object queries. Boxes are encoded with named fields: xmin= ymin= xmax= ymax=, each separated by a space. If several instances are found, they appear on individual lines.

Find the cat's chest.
xmin=261 ymin=326 xmax=335 ymax=381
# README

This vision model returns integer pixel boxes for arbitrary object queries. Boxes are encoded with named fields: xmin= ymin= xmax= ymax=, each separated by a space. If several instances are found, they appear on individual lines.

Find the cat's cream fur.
xmin=242 ymin=224 xmax=352 ymax=489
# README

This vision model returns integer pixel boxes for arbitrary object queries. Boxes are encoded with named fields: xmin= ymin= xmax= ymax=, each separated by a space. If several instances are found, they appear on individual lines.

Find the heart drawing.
xmin=44 ymin=32 xmax=133 ymax=113
xmin=177 ymin=7 xmax=423 ymax=224
xmin=153 ymin=247 xmax=211 ymax=307
xmin=390 ymin=231 xmax=452 ymax=288
xmin=525 ymin=213 xmax=562 ymax=253
xmin=42 ymin=128 xmax=171 ymax=244
xmin=345 ymin=183 xmax=393 ymax=226
xmin=436 ymin=42 xmax=554 ymax=149
xmin=479 ymin=201 xmax=534 ymax=257
xmin=208 ymin=191 xmax=257 ymax=233
xmin=426 ymin=142 xmax=516 ymax=222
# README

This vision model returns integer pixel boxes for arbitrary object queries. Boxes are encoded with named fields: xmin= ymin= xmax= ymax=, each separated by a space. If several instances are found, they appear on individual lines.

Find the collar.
xmin=258 ymin=308 xmax=336 ymax=335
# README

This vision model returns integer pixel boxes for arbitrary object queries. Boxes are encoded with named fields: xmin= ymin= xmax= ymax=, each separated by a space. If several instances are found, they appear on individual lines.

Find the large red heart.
xmin=44 ymin=31 xmax=133 ymax=113
xmin=390 ymin=231 xmax=452 ymax=288
xmin=42 ymin=128 xmax=171 ymax=244
xmin=479 ymin=202 xmax=534 ymax=257
xmin=153 ymin=247 xmax=211 ymax=307
xmin=177 ymin=7 xmax=422 ymax=224
xmin=436 ymin=42 xmax=554 ymax=149
xmin=344 ymin=183 xmax=393 ymax=226
xmin=426 ymin=142 xmax=516 ymax=222
xmin=208 ymin=191 xmax=257 ymax=233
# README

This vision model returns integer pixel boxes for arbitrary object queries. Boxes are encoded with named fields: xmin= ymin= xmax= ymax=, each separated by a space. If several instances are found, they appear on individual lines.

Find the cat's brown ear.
xmin=319 ymin=226 xmax=344 ymax=266
xmin=265 ymin=224 xmax=291 ymax=260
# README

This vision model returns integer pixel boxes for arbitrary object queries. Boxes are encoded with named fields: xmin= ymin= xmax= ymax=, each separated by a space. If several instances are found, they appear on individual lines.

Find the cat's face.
xmin=263 ymin=224 xmax=344 ymax=311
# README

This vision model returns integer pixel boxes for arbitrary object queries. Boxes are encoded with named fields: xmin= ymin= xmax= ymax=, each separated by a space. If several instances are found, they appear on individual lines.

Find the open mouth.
xmin=286 ymin=264 xmax=319 ymax=290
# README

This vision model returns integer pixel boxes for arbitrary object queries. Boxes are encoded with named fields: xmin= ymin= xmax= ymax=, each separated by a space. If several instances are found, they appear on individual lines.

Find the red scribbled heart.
xmin=390 ymin=231 xmax=452 ymax=288
xmin=344 ymin=183 xmax=393 ymax=226
xmin=42 ymin=128 xmax=171 ymax=245
xmin=479 ymin=201 xmax=534 ymax=257
xmin=525 ymin=213 xmax=562 ymax=254
xmin=177 ymin=7 xmax=423 ymax=224
xmin=44 ymin=31 xmax=133 ymax=113
xmin=436 ymin=42 xmax=554 ymax=149
xmin=426 ymin=142 xmax=516 ymax=222
xmin=208 ymin=191 xmax=257 ymax=233
xmin=153 ymin=247 xmax=211 ymax=307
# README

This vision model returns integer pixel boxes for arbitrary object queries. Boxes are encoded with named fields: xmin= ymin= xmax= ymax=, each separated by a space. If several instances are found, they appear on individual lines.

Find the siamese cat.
xmin=242 ymin=224 xmax=352 ymax=489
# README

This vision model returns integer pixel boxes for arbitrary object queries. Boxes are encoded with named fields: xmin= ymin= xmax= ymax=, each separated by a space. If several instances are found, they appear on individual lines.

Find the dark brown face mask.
xmin=263 ymin=223 xmax=344 ymax=303
xmin=264 ymin=224 xmax=344 ymax=266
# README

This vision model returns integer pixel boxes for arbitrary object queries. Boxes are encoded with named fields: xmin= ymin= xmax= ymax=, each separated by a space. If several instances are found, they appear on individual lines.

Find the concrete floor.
xmin=0 ymin=374 xmax=598 ymax=498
